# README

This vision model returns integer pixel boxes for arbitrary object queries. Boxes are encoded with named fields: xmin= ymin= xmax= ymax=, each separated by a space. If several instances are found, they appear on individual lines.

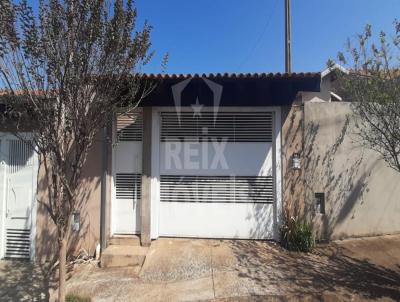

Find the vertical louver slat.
xmin=160 ymin=175 xmax=273 ymax=203
xmin=8 ymin=140 xmax=34 ymax=174
xmin=5 ymin=229 xmax=31 ymax=259
xmin=115 ymin=173 xmax=141 ymax=200
xmin=160 ymin=112 xmax=273 ymax=142
xmin=116 ymin=112 xmax=143 ymax=141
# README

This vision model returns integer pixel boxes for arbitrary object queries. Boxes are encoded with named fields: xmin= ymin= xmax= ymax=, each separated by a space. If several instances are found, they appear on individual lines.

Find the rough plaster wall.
xmin=281 ymin=105 xmax=306 ymax=220
xmin=304 ymin=102 xmax=400 ymax=240
xmin=35 ymin=138 xmax=102 ymax=262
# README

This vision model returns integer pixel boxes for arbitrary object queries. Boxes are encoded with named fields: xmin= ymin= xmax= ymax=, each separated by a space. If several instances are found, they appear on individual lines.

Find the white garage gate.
xmin=154 ymin=107 xmax=281 ymax=239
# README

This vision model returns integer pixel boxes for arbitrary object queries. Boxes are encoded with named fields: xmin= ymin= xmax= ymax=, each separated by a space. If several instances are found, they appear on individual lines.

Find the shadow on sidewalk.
xmin=0 ymin=260 xmax=55 ymax=302
xmin=229 ymin=240 xmax=400 ymax=301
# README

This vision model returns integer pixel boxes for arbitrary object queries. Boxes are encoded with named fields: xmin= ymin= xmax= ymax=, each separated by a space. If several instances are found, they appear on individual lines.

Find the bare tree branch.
xmin=331 ymin=21 xmax=400 ymax=173
xmin=0 ymin=1 xmax=163 ymax=301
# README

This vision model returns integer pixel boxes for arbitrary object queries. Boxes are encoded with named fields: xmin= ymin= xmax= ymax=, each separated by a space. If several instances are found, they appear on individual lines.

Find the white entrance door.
xmin=0 ymin=136 xmax=37 ymax=259
xmin=112 ymin=111 xmax=142 ymax=234
xmin=158 ymin=109 xmax=279 ymax=239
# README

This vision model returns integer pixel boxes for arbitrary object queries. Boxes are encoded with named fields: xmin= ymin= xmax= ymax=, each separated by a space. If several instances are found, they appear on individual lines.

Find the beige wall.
xmin=281 ymin=104 xmax=306 ymax=221
xmin=304 ymin=102 xmax=400 ymax=240
xmin=35 ymin=138 xmax=103 ymax=262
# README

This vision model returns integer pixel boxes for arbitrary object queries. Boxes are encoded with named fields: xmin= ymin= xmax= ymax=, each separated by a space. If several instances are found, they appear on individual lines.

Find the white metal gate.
xmin=157 ymin=109 xmax=279 ymax=239
xmin=111 ymin=111 xmax=143 ymax=234
xmin=0 ymin=135 xmax=37 ymax=259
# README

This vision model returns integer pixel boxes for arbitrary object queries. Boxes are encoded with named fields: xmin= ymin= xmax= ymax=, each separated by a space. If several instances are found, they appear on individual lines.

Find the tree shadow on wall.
xmin=247 ymin=104 xmax=373 ymax=242
xmin=37 ymin=152 xmax=102 ymax=296
xmin=303 ymin=113 xmax=373 ymax=240
xmin=35 ymin=175 xmax=99 ymax=260
xmin=281 ymin=105 xmax=305 ymax=218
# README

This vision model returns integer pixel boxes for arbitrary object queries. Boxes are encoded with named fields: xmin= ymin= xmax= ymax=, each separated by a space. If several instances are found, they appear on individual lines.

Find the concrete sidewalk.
xmin=63 ymin=234 xmax=400 ymax=301
xmin=1 ymin=234 xmax=400 ymax=301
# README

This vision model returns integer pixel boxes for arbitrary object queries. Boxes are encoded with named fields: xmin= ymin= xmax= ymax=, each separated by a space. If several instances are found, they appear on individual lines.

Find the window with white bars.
xmin=8 ymin=140 xmax=34 ymax=174
xmin=160 ymin=112 xmax=273 ymax=142
xmin=116 ymin=112 xmax=143 ymax=142
xmin=160 ymin=175 xmax=273 ymax=203
xmin=115 ymin=173 xmax=141 ymax=200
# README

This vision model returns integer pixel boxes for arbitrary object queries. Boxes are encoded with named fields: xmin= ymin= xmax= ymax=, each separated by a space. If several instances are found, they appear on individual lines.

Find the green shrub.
xmin=66 ymin=293 xmax=92 ymax=302
xmin=280 ymin=216 xmax=315 ymax=252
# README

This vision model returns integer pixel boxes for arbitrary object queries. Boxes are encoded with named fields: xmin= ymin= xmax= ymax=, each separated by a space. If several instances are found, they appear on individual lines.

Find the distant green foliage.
xmin=280 ymin=216 xmax=315 ymax=252
xmin=66 ymin=293 xmax=91 ymax=302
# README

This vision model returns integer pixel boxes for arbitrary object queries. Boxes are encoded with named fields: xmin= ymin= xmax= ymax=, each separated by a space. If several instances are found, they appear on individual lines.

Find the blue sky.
xmin=134 ymin=0 xmax=399 ymax=74
xmin=26 ymin=0 xmax=399 ymax=74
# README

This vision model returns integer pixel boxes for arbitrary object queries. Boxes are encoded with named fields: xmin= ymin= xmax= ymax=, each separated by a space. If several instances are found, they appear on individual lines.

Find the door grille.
xmin=115 ymin=173 xmax=141 ymax=200
xmin=116 ymin=112 xmax=143 ymax=141
xmin=8 ymin=140 xmax=34 ymax=174
xmin=161 ymin=112 xmax=273 ymax=142
xmin=5 ymin=229 xmax=31 ymax=259
xmin=160 ymin=175 xmax=273 ymax=203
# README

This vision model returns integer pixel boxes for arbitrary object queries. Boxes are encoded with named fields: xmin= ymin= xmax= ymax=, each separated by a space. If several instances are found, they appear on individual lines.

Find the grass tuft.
xmin=280 ymin=216 xmax=315 ymax=252
xmin=66 ymin=293 xmax=92 ymax=302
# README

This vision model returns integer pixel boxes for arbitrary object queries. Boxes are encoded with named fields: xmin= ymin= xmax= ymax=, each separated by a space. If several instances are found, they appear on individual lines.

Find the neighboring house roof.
xmin=321 ymin=63 xmax=349 ymax=78
xmin=316 ymin=64 xmax=348 ymax=102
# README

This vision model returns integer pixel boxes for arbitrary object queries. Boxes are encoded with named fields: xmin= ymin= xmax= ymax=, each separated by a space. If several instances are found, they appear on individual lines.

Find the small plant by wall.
xmin=66 ymin=293 xmax=92 ymax=302
xmin=280 ymin=216 xmax=315 ymax=252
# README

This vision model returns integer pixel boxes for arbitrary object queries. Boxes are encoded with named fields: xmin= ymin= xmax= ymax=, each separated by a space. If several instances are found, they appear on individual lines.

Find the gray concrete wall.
xmin=304 ymin=102 xmax=400 ymax=240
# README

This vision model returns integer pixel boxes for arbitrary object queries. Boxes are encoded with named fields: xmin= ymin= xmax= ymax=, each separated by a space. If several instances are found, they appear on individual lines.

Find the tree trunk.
xmin=58 ymin=237 xmax=67 ymax=302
